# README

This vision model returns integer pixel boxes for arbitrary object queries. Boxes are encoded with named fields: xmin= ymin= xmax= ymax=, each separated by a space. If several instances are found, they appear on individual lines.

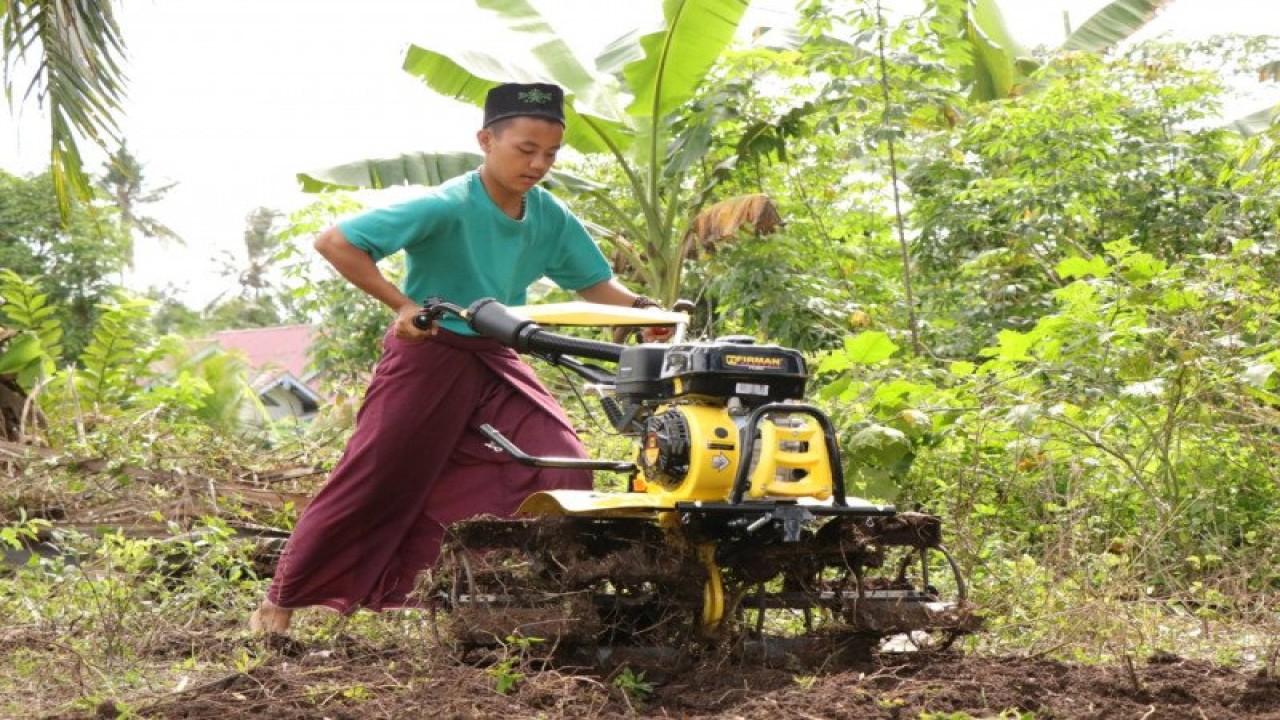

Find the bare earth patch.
xmin=25 ymin=632 xmax=1278 ymax=720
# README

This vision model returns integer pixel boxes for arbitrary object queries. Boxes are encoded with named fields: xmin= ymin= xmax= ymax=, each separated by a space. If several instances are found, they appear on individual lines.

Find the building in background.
xmin=210 ymin=325 xmax=324 ymax=422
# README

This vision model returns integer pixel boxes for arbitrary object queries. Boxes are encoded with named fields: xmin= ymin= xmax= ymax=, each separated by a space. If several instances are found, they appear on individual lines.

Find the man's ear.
xmin=476 ymin=128 xmax=493 ymax=152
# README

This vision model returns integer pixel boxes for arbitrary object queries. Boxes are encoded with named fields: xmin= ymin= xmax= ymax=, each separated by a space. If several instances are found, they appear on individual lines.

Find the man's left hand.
xmin=641 ymin=325 xmax=672 ymax=343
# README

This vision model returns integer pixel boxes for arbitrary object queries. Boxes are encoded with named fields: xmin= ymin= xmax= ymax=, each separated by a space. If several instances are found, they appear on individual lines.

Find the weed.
xmin=875 ymin=695 xmax=905 ymax=710
xmin=612 ymin=666 xmax=654 ymax=702
xmin=487 ymin=635 xmax=544 ymax=695
xmin=0 ymin=513 xmax=51 ymax=551
xmin=916 ymin=707 xmax=1034 ymax=712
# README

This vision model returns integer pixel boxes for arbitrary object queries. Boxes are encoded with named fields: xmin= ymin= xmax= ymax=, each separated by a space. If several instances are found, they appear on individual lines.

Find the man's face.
xmin=478 ymin=117 xmax=564 ymax=194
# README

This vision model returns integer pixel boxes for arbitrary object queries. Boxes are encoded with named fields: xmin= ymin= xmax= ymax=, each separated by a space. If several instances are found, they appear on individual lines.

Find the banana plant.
xmin=297 ymin=0 xmax=776 ymax=305
xmin=956 ymin=0 xmax=1175 ymax=100
xmin=960 ymin=0 xmax=1277 ymax=134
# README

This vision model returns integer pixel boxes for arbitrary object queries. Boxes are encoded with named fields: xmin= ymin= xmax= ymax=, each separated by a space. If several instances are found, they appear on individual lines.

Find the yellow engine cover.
xmin=638 ymin=404 xmax=835 ymax=504
xmin=640 ymin=405 xmax=741 ymax=502
xmin=746 ymin=414 xmax=834 ymax=501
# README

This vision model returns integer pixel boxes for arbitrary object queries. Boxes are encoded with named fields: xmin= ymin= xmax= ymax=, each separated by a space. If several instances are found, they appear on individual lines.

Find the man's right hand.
xmin=394 ymin=302 xmax=437 ymax=342
xmin=315 ymin=227 xmax=432 ymax=341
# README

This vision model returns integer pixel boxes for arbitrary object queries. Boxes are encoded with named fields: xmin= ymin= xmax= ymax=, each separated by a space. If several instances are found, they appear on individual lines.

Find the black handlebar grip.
xmin=520 ymin=329 xmax=623 ymax=362
xmin=411 ymin=312 xmax=433 ymax=331
xmin=465 ymin=298 xmax=623 ymax=361
xmin=467 ymin=298 xmax=535 ymax=345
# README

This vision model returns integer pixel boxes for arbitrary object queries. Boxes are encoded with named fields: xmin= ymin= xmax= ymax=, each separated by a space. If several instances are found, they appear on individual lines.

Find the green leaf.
xmin=3 ymin=0 xmax=129 ymax=223
xmin=1062 ymin=0 xmax=1175 ymax=54
xmin=872 ymin=379 xmax=932 ymax=408
xmin=297 ymin=151 xmax=483 ymax=192
xmin=476 ymin=0 xmax=632 ymax=126
xmin=0 ymin=271 xmax=63 ymax=360
xmin=845 ymin=424 xmax=914 ymax=501
xmin=1053 ymin=280 xmax=1100 ymax=309
xmin=848 ymin=425 xmax=909 ymax=459
xmin=613 ymin=0 xmax=749 ymax=121
xmin=816 ymin=351 xmax=851 ymax=374
xmin=0 ymin=334 xmax=44 ymax=375
xmin=813 ymin=373 xmax=851 ymax=401
xmin=297 ymin=151 xmax=600 ymax=194
xmin=399 ymin=0 xmax=632 ymax=157
xmin=1244 ymin=385 xmax=1280 ymax=406
xmin=1056 ymin=255 xmax=1111 ymax=279
xmin=72 ymin=296 xmax=153 ymax=407
xmin=963 ymin=0 xmax=1033 ymax=100
xmin=842 ymin=331 xmax=899 ymax=365
xmin=1118 ymin=252 xmax=1165 ymax=283
xmin=981 ymin=329 xmax=1036 ymax=361
xmin=1158 ymin=287 xmax=1203 ymax=312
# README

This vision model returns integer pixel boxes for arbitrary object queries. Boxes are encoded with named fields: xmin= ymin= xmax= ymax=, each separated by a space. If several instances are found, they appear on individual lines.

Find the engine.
xmin=615 ymin=338 xmax=809 ymax=408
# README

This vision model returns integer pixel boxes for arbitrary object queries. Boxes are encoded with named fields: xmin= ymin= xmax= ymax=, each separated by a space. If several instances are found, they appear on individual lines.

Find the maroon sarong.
xmin=267 ymin=328 xmax=592 ymax=613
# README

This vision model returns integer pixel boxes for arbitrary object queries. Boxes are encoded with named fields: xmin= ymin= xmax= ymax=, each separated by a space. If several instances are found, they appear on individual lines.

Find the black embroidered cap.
xmin=483 ymin=82 xmax=566 ymax=127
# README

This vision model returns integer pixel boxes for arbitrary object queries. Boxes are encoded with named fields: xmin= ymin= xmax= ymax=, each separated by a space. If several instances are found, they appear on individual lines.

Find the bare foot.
xmin=249 ymin=600 xmax=293 ymax=633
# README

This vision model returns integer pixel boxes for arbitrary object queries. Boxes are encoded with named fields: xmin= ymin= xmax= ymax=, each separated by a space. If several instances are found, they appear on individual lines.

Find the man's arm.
xmin=576 ymin=278 xmax=671 ymax=341
xmin=314 ymin=226 xmax=434 ymax=340
xmin=575 ymin=278 xmax=657 ymax=308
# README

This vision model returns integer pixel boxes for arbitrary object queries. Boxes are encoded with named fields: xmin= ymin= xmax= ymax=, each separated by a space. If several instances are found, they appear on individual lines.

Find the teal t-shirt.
xmin=338 ymin=171 xmax=613 ymax=335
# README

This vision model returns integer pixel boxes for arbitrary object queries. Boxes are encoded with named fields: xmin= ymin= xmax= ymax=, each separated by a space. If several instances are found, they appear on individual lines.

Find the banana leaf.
xmin=963 ymin=0 xmax=1034 ymax=100
xmin=400 ymin=0 xmax=632 ymax=156
xmin=601 ymin=0 xmax=749 ymax=121
xmin=1225 ymin=104 xmax=1280 ymax=136
xmin=299 ymin=0 xmax=755 ymax=304
xmin=1062 ymin=0 xmax=1175 ymax=54
xmin=297 ymin=152 xmax=484 ymax=193
xmin=401 ymin=45 xmax=630 ymax=157
xmin=962 ymin=0 xmax=1173 ymax=101
xmin=297 ymin=151 xmax=601 ymax=194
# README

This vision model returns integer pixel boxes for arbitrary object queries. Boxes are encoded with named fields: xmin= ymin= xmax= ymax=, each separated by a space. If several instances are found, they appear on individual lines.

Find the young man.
xmin=250 ymin=82 xmax=660 ymax=633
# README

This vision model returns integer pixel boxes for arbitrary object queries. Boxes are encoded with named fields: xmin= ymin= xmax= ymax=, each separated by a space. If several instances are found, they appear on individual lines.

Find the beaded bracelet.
xmin=631 ymin=295 xmax=662 ymax=309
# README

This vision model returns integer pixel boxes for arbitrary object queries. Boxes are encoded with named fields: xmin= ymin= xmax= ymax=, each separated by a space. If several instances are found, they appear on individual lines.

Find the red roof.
xmin=212 ymin=325 xmax=316 ymax=380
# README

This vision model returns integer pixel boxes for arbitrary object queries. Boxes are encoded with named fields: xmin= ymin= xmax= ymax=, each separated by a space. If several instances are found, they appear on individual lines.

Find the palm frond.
xmin=2 ymin=0 xmax=129 ymax=220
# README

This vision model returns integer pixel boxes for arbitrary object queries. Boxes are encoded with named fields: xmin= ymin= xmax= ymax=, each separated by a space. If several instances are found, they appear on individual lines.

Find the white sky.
xmin=1 ymin=0 xmax=1277 ymax=308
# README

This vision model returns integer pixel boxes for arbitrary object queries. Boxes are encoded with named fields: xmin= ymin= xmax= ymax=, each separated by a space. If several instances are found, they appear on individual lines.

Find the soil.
xmin=36 ymin=635 xmax=1280 ymax=720
xmin=6 ymin=447 xmax=1278 ymax=719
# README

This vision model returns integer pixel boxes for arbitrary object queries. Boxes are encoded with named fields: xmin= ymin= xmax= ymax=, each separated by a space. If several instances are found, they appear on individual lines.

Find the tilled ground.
xmin=34 ymin=634 xmax=1280 ymax=720
xmin=5 ymin=454 xmax=1278 ymax=719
